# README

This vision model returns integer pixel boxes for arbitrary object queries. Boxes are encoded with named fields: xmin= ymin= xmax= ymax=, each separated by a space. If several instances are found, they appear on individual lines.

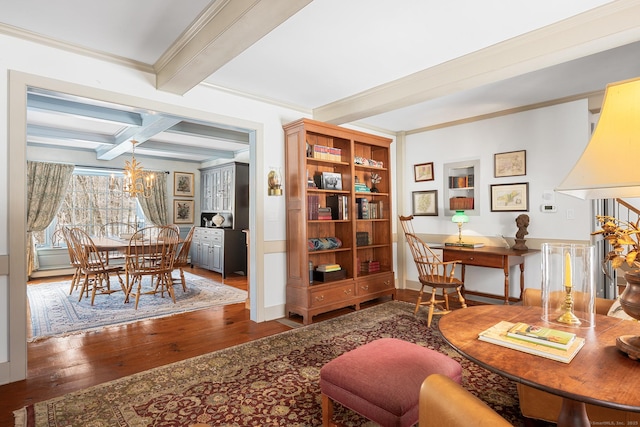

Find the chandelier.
xmin=121 ymin=139 xmax=154 ymax=199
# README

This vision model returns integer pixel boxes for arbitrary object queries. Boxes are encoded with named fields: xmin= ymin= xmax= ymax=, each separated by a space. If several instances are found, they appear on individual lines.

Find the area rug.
xmin=27 ymin=272 xmax=248 ymax=341
xmin=15 ymin=301 xmax=536 ymax=427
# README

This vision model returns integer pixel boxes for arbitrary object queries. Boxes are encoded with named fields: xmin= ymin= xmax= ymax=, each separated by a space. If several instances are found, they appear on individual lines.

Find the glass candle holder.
xmin=541 ymin=243 xmax=596 ymax=328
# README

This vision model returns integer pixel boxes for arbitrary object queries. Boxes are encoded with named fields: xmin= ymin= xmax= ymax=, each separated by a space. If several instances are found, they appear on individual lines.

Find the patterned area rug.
xmin=27 ymin=271 xmax=248 ymax=341
xmin=16 ymin=301 xmax=534 ymax=426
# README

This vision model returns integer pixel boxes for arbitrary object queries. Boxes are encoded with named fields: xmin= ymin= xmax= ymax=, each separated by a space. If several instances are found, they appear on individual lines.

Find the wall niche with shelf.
xmin=443 ymin=159 xmax=479 ymax=216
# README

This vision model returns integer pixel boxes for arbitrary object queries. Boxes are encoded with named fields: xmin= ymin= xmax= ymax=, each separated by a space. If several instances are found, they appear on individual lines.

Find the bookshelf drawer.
xmin=310 ymin=283 xmax=355 ymax=308
xmin=357 ymin=273 xmax=394 ymax=296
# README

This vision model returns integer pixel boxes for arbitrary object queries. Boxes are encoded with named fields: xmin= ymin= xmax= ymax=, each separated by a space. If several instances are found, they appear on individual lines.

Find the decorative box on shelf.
xmin=356 ymin=232 xmax=370 ymax=246
xmin=313 ymin=269 xmax=347 ymax=283
xmin=449 ymin=197 xmax=474 ymax=210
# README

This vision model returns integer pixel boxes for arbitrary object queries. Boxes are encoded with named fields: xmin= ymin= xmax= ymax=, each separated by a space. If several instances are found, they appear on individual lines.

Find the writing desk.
xmin=439 ymin=305 xmax=640 ymax=427
xmin=441 ymin=246 xmax=539 ymax=304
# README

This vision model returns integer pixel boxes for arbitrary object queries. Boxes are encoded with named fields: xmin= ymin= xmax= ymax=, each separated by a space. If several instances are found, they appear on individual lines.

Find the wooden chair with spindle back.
xmin=399 ymin=215 xmax=467 ymax=326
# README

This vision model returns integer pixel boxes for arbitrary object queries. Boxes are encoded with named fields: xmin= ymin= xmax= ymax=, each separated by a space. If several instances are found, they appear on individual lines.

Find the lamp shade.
xmin=556 ymin=77 xmax=640 ymax=199
xmin=451 ymin=210 xmax=469 ymax=224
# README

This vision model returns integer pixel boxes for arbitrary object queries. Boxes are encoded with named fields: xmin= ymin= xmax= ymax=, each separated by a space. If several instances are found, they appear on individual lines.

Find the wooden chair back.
xmin=174 ymin=225 xmax=195 ymax=267
xmin=125 ymin=225 xmax=180 ymax=274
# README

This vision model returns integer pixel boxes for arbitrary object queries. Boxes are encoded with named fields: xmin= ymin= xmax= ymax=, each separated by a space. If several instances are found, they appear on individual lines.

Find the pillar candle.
xmin=564 ymin=251 xmax=572 ymax=288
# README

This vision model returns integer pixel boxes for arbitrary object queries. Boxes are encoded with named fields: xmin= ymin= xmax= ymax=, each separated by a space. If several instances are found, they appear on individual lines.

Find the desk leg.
xmin=557 ymin=398 xmax=589 ymax=427
xmin=502 ymin=264 xmax=510 ymax=305
xmin=519 ymin=262 xmax=525 ymax=300
xmin=460 ymin=264 xmax=466 ymax=297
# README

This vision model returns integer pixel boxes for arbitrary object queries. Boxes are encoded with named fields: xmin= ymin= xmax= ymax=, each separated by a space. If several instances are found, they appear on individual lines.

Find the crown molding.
xmin=0 ymin=23 xmax=153 ymax=73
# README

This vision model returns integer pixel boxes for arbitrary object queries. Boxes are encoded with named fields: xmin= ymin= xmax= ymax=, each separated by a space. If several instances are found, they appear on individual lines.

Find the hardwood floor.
xmin=0 ymin=267 xmax=418 ymax=426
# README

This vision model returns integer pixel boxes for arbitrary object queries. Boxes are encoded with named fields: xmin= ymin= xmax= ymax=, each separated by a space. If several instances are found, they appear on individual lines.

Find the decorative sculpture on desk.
xmin=513 ymin=214 xmax=529 ymax=250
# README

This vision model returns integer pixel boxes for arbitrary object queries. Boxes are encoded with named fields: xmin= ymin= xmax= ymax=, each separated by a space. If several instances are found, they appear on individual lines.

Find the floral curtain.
xmin=27 ymin=161 xmax=74 ymax=276
xmin=137 ymin=172 xmax=169 ymax=225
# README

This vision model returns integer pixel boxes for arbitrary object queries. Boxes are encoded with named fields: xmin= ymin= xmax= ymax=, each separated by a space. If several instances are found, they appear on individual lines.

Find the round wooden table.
xmin=438 ymin=305 xmax=640 ymax=427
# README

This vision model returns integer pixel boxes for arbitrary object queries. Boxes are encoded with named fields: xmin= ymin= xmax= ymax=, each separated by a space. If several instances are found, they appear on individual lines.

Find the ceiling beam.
xmin=314 ymin=0 xmax=640 ymax=125
xmin=27 ymin=93 xmax=142 ymax=126
xmin=96 ymin=115 xmax=183 ymax=160
xmin=155 ymin=0 xmax=313 ymax=95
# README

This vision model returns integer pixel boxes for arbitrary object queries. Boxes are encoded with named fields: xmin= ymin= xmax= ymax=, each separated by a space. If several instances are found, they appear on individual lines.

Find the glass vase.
xmin=541 ymin=243 xmax=596 ymax=328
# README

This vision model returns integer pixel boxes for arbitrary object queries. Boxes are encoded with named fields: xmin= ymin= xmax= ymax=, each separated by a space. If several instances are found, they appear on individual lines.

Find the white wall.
xmin=0 ymin=32 xmax=312 ymax=384
xmin=400 ymin=100 xmax=593 ymax=298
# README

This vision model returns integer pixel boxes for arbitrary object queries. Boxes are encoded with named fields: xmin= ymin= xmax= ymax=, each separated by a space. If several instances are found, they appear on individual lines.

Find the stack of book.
xmin=355 ymin=182 xmax=370 ymax=193
xmin=369 ymin=201 xmax=383 ymax=219
xmin=478 ymin=321 xmax=584 ymax=363
xmin=312 ymin=144 xmax=342 ymax=161
xmin=360 ymin=260 xmax=380 ymax=273
xmin=317 ymin=207 xmax=332 ymax=220
xmin=316 ymin=263 xmax=341 ymax=272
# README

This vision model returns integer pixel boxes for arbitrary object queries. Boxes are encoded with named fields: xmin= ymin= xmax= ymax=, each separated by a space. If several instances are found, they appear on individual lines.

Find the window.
xmin=33 ymin=170 xmax=145 ymax=248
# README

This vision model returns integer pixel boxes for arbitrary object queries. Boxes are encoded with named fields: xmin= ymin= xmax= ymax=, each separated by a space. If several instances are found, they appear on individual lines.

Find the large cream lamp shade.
xmin=556 ymin=77 xmax=640 ymax=199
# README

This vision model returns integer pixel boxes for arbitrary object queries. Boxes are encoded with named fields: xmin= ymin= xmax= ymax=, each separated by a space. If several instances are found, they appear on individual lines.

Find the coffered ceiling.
xmin=3 ymin=0 xmax=640 ymax=163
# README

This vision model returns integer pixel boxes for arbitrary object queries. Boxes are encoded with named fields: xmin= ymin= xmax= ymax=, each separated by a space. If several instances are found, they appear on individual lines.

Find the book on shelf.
xmin=312 ymin=144 xmax=341 ymax=161
xmin=316 ymin=263 xmax=341 ymax=272
xmin=507 ymin=322 xmax=576 ymax=350
xmin=448 ymin=174 xmax=474 ymax=188
xmin=445 ymin=242 xmax=484 ymax=248
xmin=326 ymin=195 xmax=348 ymax=220
xmin=317 ymin=207 xmax=332 ymax=220
xmin=355 ymin=183 xmax=370 ymax=192
xmin=356 ymin=197 xmax=369 ymax=219
xmin=307 ymin=195 xmax=320 ymax=220
xmin=478 ymin=321 xmax=585 ymax=364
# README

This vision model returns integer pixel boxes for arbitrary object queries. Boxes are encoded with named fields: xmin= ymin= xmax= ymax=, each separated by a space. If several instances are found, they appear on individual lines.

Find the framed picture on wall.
xmin=490 ymin=182 xmax=529 ymax=212
xmin=173 ymin=172 xmax=194 ymax=197
xmin=494 ymin=150 xmax=526 ymax=177
xmin=173 ymin=199 xmax=195 ymax=223
xmin=412 ymin=190 xmax=438 ymax=216
xmin=414 ymin=162 xmax=434 ymax=182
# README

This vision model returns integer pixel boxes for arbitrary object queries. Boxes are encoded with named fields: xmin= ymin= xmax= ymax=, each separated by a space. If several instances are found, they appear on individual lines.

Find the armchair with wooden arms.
xmin=420 ymin=374 xmax=511 ymax=427
xmin=518 ymin=288 xmax=640 ymax=425
xmin=399 ymin=215 xmax=467 ymax=327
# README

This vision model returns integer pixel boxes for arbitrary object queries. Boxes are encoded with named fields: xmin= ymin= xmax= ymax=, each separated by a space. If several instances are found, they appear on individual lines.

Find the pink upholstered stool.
xmin=319 ymin=338 xmax=462 ymax=427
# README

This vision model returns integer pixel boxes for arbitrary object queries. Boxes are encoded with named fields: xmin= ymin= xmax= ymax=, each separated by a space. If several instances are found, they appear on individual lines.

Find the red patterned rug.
xmin=16 ymin=301 xmax=538 ymax=426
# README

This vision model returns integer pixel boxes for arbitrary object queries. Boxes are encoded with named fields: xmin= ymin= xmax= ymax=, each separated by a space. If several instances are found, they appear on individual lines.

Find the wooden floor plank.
xmin=0 ymin=267 xmax=418 ymax=426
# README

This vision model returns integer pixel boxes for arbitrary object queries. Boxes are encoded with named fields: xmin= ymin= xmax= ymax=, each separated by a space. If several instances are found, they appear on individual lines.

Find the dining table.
xmin=438 ymin=304 xmax=640 ymax=427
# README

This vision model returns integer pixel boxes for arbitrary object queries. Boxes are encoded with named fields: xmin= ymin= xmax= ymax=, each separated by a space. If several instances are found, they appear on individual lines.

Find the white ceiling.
xmin=3 ymin=0 xmax=640 ymax=163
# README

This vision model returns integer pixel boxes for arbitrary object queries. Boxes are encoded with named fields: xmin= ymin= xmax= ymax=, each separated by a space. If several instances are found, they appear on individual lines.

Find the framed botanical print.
xmin=412 ymin=190 xmax=438 ymax=216
xmin=173 ymin=172 xmax=195 ymax=197
xmin=490 ymin=182 xmax=529 ymax=212
xmin=414 ymin=162 xmax=434 ymax=182
xmin=494 ymin=150 xmax=526 ymax=178
xmin=173 ymin=199 xmax=194 ymax=223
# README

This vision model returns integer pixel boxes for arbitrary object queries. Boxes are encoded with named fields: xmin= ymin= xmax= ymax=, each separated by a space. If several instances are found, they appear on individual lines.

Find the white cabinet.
xmin=190 ymin=227 xmax=246 ymax=278
xmin=199 ymin=162 xmax=249 ymax=230
xmin=443 ymin=159 xmax=479 ymax=216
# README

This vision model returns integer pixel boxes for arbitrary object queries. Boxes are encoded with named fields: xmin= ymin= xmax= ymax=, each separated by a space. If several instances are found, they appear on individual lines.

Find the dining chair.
xmin=171 ymin=225 xmax=195 ymax=292
xmin=124 ymin=225 xmax=180 ymax=309
xmin=399 ymin=215 xmax=467 ymax=327
xmin=56 ymin=227 xmax=84 ymax=296
xmin=68 ymin=227 xmax=126 ymax=305
xmin=99 ymin=222 xmax=138 ymax=263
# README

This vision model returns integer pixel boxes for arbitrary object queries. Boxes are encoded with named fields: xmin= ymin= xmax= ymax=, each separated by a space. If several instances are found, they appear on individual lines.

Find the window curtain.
xmin=137 ymin=172 xmax=169 ymax=225
xmin=26 ymin=161 xmax=74 ymax=276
